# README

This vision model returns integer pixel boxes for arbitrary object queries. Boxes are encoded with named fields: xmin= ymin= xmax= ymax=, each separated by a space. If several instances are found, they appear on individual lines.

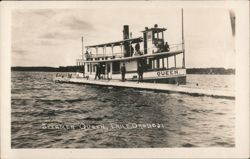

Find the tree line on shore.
xmin=186 ymin=68 xmax=235 ymax=74
xmin=11 ymin=66 xmax=235 ymax=75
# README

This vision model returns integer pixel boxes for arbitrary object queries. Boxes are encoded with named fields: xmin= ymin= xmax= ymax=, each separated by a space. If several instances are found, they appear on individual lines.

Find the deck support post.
xmin=129 ymin=41 xmax=132 ymax=56
xmin=104 ymin=45 xmax=106 ymax=58
xmin=102 ymin=47 xmax=105 ymax=59
xmin=162 ymin=58 xmax=165 ymax=68
xmin=90 ymin=63 xmax=92 ymax=75
xmin=156 ymin=58 xmax=160 ymax=68
xmin=110 ymin=62 xmax=113 ymax=79
xmin=120 ymin=43 xmax=123 ymax=56
xmin=167 ymin=57 xmax=169 ymax=68
xmin=104 ymin=63 xmax=107 ymax=79
xmin=95 ymin=47 xmax=98 ymax=58
xmin=174 ymin=55 xmax=176 ymax=68
xmin=111 ymin=44 xmax=114 ymax=57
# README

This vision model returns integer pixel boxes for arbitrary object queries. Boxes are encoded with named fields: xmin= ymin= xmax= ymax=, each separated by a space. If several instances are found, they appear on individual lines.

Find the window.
xmin=147 ymin=31 xmax=152 ymax=40
xmin=154 ymin=32 xmax=157 ymax=39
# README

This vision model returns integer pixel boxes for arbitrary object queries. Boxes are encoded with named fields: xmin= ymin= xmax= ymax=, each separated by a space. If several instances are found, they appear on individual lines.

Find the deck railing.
xmin=77 ymin=43 xmax=183 ymax=62
xmin=84 ymin=52 xmax=124 ymax=59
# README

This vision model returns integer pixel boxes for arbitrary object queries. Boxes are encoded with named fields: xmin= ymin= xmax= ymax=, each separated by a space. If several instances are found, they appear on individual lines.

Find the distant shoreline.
xmin=11 ymin=66 xmax=235 ymax=75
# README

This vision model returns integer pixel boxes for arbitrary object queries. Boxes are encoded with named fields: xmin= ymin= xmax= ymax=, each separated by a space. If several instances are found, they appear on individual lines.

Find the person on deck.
xmin=107 ymin=64 xmax=111 ymax=80
xmin=134 ymin=43 xmax=142 ymax=56
xmin=95 ymin=64 xmax=101 ymax=80
xmin=121 ymin=63 xmax=126 ymax=82
xmin=130 ymin=45 xmax=134 ymax=57
xmin=85 ymin=50 xmax=89 ymax=56
xmin=164 ymin=42 xmax=170 ymax=52
xmin=137 ymin=63 xmax=144 ymax=83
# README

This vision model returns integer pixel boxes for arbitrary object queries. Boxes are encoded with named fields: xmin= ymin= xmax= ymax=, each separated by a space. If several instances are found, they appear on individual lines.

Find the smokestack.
xmin=123 ymin=25 xmax=130 ymax=57
xmin=123 ymin=25 xmax=129 ymax=40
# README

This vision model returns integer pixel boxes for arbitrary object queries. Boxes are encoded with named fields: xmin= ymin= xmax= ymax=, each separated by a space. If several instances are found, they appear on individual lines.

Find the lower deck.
xmin=85 ymin=68 xmax=186 ymax=84
xmin=81 ymin=50 xmax=186 ymax=84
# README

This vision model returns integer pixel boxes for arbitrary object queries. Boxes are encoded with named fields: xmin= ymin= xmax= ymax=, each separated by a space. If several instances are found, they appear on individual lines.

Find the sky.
xmin=11 ymin=5 xmax=235 ymax=68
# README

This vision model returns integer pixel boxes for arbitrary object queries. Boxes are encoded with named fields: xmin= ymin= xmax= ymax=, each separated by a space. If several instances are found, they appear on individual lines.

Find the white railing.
xmin=77 ymin=43 xmax=183 ymax=61
xmin=84 ymin=52 xmax=124 ymax=59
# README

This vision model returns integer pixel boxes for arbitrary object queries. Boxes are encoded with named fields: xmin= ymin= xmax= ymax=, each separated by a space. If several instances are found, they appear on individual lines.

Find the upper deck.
xmin=76 ymin=42 xmax=184 ymax=64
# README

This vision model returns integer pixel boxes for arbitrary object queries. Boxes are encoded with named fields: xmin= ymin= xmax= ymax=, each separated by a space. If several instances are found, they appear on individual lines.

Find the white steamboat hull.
xmin=86 ymin=68 xmax=186 ymax=84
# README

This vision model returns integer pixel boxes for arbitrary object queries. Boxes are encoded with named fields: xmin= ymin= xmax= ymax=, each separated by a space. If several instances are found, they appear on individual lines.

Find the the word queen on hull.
xmin=75 ymin=11 xmax=186 ymax=84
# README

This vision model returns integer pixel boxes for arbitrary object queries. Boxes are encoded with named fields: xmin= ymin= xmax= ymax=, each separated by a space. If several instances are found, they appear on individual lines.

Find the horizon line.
xmin=11 ymin=66 xmax=236 ymax=69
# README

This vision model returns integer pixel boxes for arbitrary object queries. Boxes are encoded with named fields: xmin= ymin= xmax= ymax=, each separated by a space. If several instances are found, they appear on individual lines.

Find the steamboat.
xmin=74 ymin=23 xmax=186 ymax=84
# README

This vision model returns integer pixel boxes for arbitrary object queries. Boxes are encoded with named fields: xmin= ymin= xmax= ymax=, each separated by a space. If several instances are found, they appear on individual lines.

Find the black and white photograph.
xmin=0 ymin=1 xmax=249 ymax=158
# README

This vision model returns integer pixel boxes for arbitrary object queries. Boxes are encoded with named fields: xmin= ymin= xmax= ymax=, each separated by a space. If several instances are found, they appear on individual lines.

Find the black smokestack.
xmin=123 ymin=25 xmax=129 ymax=40
xmin=123 ymin=25 xmax=130 ymax=57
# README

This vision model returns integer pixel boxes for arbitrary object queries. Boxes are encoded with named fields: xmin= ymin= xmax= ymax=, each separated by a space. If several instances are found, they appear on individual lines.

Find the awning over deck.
xmin=86 ymin=37 xmax=143 ymax=48
xmin=83 ymin=50 xmax=184 ymax=63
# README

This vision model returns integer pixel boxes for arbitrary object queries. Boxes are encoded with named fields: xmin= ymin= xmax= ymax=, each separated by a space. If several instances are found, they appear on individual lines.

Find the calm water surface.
xmin=11 ymin=72 xmax=235 ymax=148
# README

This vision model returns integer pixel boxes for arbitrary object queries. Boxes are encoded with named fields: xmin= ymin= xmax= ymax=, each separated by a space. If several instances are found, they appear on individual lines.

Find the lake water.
xmin=11 ymin=72 xmax=235 ymax=148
